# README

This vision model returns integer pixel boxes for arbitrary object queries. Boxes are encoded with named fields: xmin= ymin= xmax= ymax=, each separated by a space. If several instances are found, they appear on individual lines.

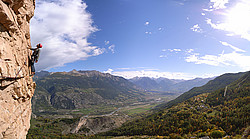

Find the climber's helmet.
xmin=37 ymin=43 xmax=42 ymax=48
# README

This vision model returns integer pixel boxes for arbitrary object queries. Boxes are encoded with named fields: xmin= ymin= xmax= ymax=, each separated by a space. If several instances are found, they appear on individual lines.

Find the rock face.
xmin=70 ymin=114 xmax=128 ymax=135
xmin=0 ymin=0 xmax=35 ymax=138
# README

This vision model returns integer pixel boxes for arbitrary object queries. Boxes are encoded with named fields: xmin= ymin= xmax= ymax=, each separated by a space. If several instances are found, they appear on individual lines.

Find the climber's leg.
xmin=31 ymin=62 xmax=35 ymax=75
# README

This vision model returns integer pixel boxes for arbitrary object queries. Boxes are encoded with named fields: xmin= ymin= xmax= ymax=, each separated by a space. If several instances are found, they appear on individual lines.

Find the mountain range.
xmin=130 ymin=77 xmax=214 ymax=93
xmin=32 ymin=70 xmax=144 ymax=115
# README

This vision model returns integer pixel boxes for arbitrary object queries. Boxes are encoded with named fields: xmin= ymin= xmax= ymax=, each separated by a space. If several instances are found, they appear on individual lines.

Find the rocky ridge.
xmin=0 ymin=0 xmax=35 ymax=138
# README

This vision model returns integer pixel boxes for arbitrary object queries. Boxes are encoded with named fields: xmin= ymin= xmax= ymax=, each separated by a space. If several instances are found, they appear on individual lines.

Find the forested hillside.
xmin=103 ymin=71 xmax=250 ymax=138
xmin=158 ymin=72 xmax=246 ymax=109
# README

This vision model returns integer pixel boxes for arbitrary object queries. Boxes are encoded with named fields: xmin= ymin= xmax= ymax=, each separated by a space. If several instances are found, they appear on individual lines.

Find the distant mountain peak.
xmin=78 ymin=70 xmax=114 ymax=78
xmin=70 ymin=69 xmax=79 ymax=74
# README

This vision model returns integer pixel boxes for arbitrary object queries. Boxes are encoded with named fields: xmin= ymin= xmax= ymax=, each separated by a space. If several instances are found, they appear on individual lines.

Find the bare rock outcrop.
xmin=0 ymin=0 xmax=35 ymax=138
xmin=70 ymin=110 xmax=128 ymax=135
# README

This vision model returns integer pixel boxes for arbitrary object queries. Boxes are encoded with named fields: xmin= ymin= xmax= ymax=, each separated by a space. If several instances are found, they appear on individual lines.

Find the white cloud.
xmin=104 ymin=68 xmax=113 ymax=74
xmin=219 ymin=41 xmax=246 ymax=52
xmin=108 ymin=44 xmax=115 ymax=53
xmin=210 ymin=0 xmax=229 ymax=10
xmin=145 ymin=21 xmax=149 ymax=25
xmin=203 ymin=0 xmax=229 ymax=11
xmin=92 ymin=48 xmax=105 ymax=56
xmin=174 ymin=49 xmax=181 ymax=52
xmin=191 ymin=24 xmax=203 ymax=33
xmin=30 ymin=0 xmax=100 ymax=71
xmin=185 ymin=51 xmax=250 ymax=70
xmin=168 ymin=49 xmax=182 ymax=52
xmin=186 ymin=49 xmax=194 ymax=53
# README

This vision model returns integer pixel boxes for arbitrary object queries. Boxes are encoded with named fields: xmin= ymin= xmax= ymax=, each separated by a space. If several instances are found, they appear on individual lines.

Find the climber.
xmin=30 ymin=43 xmax=42 ymax=75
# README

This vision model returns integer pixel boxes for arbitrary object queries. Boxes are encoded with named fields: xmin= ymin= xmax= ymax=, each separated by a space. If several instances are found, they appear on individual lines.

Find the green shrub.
xmin=210 ymin=130 xmax=224 ymax=138
xmin=197 ymin=132 xmax=207 ymax=138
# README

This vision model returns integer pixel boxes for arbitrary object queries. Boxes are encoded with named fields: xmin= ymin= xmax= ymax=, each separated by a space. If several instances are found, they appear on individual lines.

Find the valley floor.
xmin=27 ymin=93 xmax=178 ymax=138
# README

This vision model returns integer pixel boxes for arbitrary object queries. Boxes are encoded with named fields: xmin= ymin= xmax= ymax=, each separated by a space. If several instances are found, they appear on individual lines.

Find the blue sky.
xmin=30 ymin=0 xmax=250 ymax=79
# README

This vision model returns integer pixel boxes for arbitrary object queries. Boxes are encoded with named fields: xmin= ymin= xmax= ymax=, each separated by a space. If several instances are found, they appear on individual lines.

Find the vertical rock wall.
xmin=0 ymin=0 xmax=35 ymax=138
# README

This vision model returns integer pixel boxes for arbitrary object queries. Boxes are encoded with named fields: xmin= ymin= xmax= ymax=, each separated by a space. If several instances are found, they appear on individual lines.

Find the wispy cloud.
xmin=116 ymin=68 xmax=132 ymax=70
xmin=185 ymin=51 xmax=250 ymax=71
xmin=145 ymin=21 xmax=150 ymax=25
xmin=105 ymin=40 xmax=110 ymax=45
xmin=158 ymin=28 xmax=163 ymax=31
xmin=108 ymin=44 xmax=115 ymax=53
xmin=219 ymin=41 xmax=246 ymax=52
xmin=186 ymin=53 xmax=229 ymax=66
xmin=168 ymin=49 xmax=181 ymax=52
xmin=159 ymin=55 xmax=167 ymax=58
xmin=30 ymin=0 xmax=100 ymax=71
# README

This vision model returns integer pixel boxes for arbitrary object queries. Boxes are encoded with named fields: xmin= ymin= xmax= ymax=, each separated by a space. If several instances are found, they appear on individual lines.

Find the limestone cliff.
xmin=0 ymin=0 xmax=35 ymax=138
